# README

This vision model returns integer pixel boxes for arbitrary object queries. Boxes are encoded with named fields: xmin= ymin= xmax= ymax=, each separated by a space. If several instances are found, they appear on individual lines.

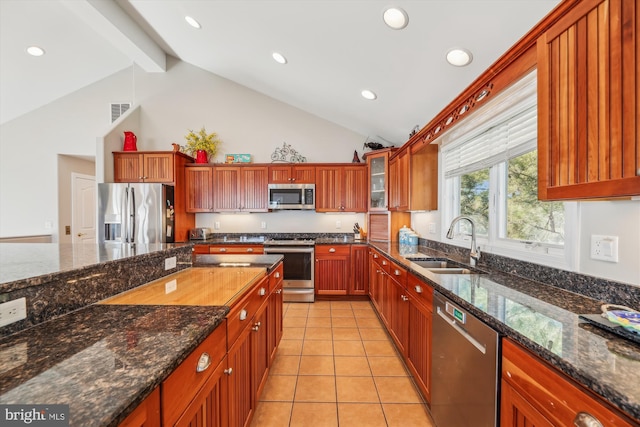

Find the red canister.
xmin=123 ymin=131 xmax=137 ymax=151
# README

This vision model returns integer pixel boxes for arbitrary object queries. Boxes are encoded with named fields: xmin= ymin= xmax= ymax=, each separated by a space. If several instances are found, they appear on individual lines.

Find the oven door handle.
xmin=264 ymin=247 xmax=315 ymax=254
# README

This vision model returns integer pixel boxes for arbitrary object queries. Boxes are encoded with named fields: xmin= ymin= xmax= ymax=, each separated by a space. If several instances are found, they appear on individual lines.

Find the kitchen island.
xmin=0 ymin=247 xmax=284 ymax=426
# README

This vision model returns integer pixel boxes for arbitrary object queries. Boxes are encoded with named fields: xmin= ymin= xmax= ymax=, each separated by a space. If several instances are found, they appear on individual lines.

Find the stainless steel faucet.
xmin=446 ymin=216 xmax=480 ymax=266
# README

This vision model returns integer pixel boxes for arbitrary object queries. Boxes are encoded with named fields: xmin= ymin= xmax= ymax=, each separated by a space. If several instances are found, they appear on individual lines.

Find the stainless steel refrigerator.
xmin=98 ymin=183 xmax=175 ymax=244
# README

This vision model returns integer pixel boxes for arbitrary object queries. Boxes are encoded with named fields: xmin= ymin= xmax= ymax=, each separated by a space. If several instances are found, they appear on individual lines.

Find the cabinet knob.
xmin=573 ymin=412 xmax=603 ymax=427
xmin=219 ymin=248 xmax=227 ymax=252
xmin=252 ymin=321 xmax=261 ymax=331
xmin=414 ymin=285 xmax=423 ymax=294
xmin=382 ymin=260 xmax=388 ymax=265
xmin=239 ymin=309 xmax=248 ymax=321
xmin=394 ymin=269 xmax=401 ymax=276
xmin=276 ymin=288 xmax=282 ymax=294
xmin=275 ymin=272 xmax=281 ymax=278
xmin=373 ymin=254 xmax=378 ymax=259
xmin=259 ymin=287 xmax=266 ymax=296
xmin=224 ymin=368 xmax=233 ymax=375
xmin=247 ymin=248 xmax=254 ymax=252
xmin=196 ymin=352 xmax=211 ymax=373
xmin=329 ymin=248 xmax=336 ymax=253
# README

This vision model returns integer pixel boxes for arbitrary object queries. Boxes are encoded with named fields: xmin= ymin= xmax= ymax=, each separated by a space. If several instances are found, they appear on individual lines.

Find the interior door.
xmin=72 ymin=173 xmax=96 ymax=243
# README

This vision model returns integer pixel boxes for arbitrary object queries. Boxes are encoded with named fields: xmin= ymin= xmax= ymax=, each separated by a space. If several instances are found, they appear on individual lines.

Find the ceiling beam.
xmin=60 ymin=0 xmax=165 ymax=72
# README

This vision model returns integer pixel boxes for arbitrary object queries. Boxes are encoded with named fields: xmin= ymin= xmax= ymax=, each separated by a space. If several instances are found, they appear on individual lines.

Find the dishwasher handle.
xmin=436 ymin=306 xmax=487 ymax=355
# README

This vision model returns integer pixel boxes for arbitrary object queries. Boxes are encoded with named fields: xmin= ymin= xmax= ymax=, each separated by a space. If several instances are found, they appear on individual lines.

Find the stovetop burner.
xmin=263 ymin=238 xmax=315 ymax=246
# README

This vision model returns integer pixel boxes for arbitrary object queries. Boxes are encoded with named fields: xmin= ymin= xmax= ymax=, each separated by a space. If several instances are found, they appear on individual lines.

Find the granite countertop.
xmin=370 ymin=242 xmax=640 ymax=421
xmin=0 ymin=242 xmax=191 ymax=289
xmin=0 ymin=304 xmax=228 ymax=427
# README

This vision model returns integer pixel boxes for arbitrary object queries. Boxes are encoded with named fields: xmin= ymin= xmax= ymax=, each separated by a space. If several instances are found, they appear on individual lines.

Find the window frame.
xmin=438 ymin=71 xmax=577 ymax=271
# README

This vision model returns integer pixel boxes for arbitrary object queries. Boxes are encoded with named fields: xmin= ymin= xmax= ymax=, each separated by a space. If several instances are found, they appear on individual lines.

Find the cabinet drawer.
xmin=269 ymin=262 xmax=283 ymax=293
xmin=226 ymin=276 xmax=269 ymax=348
xmin=406 ymin=273 xmax=433 ymax=310
xmin=388 ymin=259 xmax=407 ymax=286
xmin=162 ymin=323 xmax=226 ymax=427
xmin=502 ymin=338 xmax=636 ymax=426
xmin=315 ymin=245 xmax=351 ymax=256
xmin=209 ymin=244 xmax=264 ymax=254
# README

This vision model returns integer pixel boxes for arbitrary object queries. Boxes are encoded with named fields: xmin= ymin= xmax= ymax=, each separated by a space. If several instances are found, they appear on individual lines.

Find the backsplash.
xmin=419 ymin=238 xmax=640 ymax=309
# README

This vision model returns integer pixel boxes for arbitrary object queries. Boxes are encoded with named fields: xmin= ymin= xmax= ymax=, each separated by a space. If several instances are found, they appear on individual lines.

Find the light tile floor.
xmin=250 ymin=300 xmax=435 ymax=427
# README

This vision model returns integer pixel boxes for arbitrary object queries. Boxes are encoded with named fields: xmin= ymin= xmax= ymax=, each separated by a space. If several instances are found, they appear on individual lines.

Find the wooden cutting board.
xmin=100 ymin=267 xmax=267 ymax=306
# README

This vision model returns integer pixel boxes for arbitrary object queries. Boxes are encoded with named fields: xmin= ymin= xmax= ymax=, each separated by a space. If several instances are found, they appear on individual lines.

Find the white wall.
xmin=0 ymin=57 xmax=367 ymax=238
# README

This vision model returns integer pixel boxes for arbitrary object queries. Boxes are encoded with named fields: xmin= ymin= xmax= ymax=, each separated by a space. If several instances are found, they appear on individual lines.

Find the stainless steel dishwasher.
xmin=432 ymin=291 xmax=499 ymax=427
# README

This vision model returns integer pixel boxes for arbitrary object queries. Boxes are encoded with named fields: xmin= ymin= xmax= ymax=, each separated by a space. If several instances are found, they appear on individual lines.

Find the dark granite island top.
xmin=370 ymin=242 xmax=640 ymax=422
xmin=0 ymin=304 xmax=228 ymax=427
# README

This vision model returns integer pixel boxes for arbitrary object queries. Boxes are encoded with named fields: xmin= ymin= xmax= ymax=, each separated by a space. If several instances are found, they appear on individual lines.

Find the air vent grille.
xmin=110 ymin=103 xmax=131 ymax=123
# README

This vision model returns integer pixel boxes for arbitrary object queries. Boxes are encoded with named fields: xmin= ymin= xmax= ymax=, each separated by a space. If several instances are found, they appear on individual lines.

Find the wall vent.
xmin=110 ymin=103 xmax=131 ymax=123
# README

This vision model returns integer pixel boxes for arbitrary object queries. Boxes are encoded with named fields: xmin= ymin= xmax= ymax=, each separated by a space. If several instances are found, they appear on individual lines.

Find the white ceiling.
xmin=1 ymin=0 xmax=561 ymax=145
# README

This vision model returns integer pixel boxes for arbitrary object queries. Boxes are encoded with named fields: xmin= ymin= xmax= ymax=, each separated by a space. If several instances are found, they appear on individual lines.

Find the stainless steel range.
xmin=263 ymin=238 xmax=315 ymax=302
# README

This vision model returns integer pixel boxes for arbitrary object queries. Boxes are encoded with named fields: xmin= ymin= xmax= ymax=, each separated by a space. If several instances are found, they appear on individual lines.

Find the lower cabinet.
xmin=315 ymin=245 xmax=350 ymax=296
xmin=501 ymin=338 xmax=636 ymax=427
xmin=268 ymin=272 xmax=283 ymax=364
xmin=118 ymin=387 xmax=161 ymax=427
xmin=227 ymin=324 xmax=253 ymax=427
xmin=161 ymin=324 xmax=228 ymax=427
xmin=405 ymin=273 xmax=433 ymax=403
xmin=349 ymin=244 xmax=369 ymax=295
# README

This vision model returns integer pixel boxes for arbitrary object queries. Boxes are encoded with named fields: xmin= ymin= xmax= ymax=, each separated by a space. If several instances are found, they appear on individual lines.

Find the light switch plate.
xmin=590 ymin=235 xmax=619 ymax=262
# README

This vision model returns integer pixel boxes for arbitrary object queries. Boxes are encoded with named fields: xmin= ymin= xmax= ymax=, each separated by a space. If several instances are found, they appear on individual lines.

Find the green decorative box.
xmin=225 ymin=153 xmax=252 ymax=163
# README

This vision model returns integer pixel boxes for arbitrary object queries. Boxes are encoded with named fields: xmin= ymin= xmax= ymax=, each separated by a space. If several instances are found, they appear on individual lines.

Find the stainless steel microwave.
xmin=268 ymin=183 xmax=315 ymax=210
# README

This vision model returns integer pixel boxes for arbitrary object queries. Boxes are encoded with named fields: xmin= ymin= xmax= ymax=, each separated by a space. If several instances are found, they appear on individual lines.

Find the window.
xmin=441 ymin=71 xmax=573 ymax=268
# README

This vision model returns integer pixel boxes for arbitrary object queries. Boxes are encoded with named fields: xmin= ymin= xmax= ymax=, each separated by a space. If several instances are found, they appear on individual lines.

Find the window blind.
xmin=442 ymin=72 xmax=537 ymax=178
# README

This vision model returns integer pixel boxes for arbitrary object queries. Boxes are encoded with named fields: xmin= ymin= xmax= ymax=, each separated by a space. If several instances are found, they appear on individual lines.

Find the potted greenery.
xmin=182 ymin=127 xmax=222 ymax=163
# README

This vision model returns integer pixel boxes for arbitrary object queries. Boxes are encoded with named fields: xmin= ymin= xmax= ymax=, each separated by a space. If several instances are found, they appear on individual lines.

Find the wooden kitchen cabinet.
xmin=268 ymin=266 xmax=283 ymax=364
xmin=162 ymin=324 xmax=227 ymax=427
xmin=537 ymin=0 xmax=640 ymax=200
xmin=405 ymin=273 xmax=433 ymax=403
xmin=366 ymin=149 xmax=394 ymax=211
xmin=193 ymin=244 xmax=264 ymax=255
xmin=349 ymin=244 xmax=369 ymax=295
xmin=118 ymin=387 xmax=160 ymax=427
xmin=315 ymin=164 xmax=367 ymax=212
xmin=227 ymin=321 xmax=253 ymax=427
xmin=251 ymin=297 xmax=270 ymax=401
xmin=501 ymin=338 xmax=636 ymax=427
xmin=268 ymin=165 xmax=316 ymax=183
xmin=315 ymin=244 xmax=350 ymax=295
xmin=409 ymin=143 xmax=438 ymax=211
xmin=388 ymin=149 xmax=410 ymax=211
xmin=185 ymin=165 xmax=214 ymax=212
xmin=368 ymin=211 xmax=411 ymax=242
xmin=113 ymin=151 xmax=179 ymax=183
xmin=212 ymin=165 xmax=269 ymax=212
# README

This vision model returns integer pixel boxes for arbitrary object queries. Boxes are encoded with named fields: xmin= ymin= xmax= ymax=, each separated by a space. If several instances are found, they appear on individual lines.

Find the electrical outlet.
xmin=261 ymin=221 xmax=267 ymax=229
xmin=429 ymin=223 xmax=436 ymax=234
xmin=214 ymin=221 xmax=220 ymax=230
xmin=0 ymin=297 xmax=27 ymax=327
xmin=164 ymin=256 xmax=177 ymax=270
xmin=336 ymin=220 xmax=341 ymax=229
xmin=590 ymin=235 xmax=619 ymax=262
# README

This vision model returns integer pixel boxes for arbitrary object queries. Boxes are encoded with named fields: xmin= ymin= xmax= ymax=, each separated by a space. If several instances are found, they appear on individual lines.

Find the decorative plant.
xmin=182 ymin=127 xmax=222 ymax=159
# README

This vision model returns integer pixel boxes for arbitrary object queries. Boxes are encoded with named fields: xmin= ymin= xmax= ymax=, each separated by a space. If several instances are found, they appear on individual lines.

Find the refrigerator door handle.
xmin=123 ymin=187 xmax=129 ymax=243
xmin=129 ymin=187 xmax=136 ymax=243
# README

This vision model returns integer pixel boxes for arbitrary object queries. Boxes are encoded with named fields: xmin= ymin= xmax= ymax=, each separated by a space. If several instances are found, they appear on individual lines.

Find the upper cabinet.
xmin=113 ymin=151 xmax=185 ymax=183
xmin=315 ymin=164 xmax=367 ymax=212
xmin=268 ymin=165 xmax=316 ymax=183
xmin=366 ymin=149 xmax=394 ymax=212
xmin=389 ymin=149 xmax=410 ymax=211
xmin=537 ymin=0 xmax=639 ymax=200
xmin=212 ymin=165 xmax=269 ymax=212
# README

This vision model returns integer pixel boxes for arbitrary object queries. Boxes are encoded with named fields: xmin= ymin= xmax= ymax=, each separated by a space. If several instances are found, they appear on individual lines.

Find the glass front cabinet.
xmin=366 ymin=149 xmax=394 ymax=212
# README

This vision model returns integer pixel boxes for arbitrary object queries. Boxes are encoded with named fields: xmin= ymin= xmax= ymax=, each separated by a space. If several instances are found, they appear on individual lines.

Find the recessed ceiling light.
xmin=272 ymin=52 xmax=287 ymax=64
xmin=185 ymin=16 xmax=201 ymax=29
xmin=383 ymin=7 xmax=409 ymax=30
xmin=361 ymin=90 xmax=377 ymax=100
xmin=446 ymin=48 xmax=473 ymax=67
xmin=26 ymin=46 xmax=45 ymax=57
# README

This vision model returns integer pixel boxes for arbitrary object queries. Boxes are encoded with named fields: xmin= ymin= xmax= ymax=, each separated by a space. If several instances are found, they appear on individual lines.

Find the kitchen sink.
xmin=404 ymin=256 xmax=485 ymax=274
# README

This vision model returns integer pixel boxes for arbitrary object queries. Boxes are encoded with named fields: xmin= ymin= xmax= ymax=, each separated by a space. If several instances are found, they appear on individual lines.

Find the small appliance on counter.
xmin=189 ymin=227 xmax=214 ymax=240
